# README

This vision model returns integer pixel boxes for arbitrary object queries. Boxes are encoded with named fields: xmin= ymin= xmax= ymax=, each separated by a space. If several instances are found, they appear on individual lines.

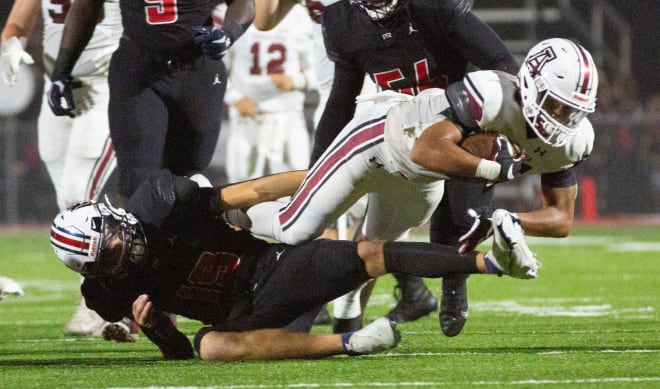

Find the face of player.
xmin=90 ymin=216 xmax=147 ymax=278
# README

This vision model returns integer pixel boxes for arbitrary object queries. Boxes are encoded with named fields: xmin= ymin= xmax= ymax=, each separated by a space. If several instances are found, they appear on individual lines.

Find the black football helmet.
xmin=352 ymin=0 xmax=406 ymax=21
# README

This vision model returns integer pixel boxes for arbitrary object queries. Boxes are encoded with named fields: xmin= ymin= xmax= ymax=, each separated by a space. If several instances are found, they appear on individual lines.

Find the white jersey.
xmin=41 ymin=0 xmax=122 ymax=78
xmin=224 ymin=4 xmax=315 ymax=112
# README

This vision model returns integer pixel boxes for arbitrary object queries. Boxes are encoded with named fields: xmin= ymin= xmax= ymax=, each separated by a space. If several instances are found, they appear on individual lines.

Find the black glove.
xmin=193 ymin=26 xmax=230 ymax=59
xmin=48 ymin=73 xmax=76 ymax=117
xmin=494 ymin=136 xmax=523 ymax=181
xmin=458 ymin=208 xmax=493 ymax=254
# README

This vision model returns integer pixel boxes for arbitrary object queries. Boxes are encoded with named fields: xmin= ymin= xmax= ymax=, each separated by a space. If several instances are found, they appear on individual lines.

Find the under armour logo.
xmin=213 ymin=74 xmax=222 ymax=85
xmin=533 ymin=146 xmax=547 ymax=156
xmin=408 ymin=23 xmax=418 ymax=35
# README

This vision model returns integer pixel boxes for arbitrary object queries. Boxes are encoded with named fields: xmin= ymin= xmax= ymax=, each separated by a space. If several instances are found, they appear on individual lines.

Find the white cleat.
xmin=343 ymin=317 xmax=401 ymax=355
xmin=485 ymin=209 xmax=541 ymax=279
xmin=0 ymin=276 xmax=25 ymax=300
xmin=63 ymin=299 xmax=109 ymax=336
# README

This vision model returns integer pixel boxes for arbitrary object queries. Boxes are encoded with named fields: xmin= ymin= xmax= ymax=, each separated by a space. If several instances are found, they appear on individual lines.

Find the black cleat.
xmin=386 ymin=275 xmax=438 ymax=323
xmin=439 ymin=275 xmax=469 ymax=337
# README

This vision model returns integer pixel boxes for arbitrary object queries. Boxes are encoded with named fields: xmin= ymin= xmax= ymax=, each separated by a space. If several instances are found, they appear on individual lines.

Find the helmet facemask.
xmin=352 ymin=0 xmax=404 ymax=22
xmin=518 ymin=38 xmax=598 ymax=147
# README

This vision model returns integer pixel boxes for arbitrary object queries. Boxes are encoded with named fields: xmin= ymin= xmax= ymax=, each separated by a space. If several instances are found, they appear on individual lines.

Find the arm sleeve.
xmin=140 ymin=311 xmax=195 ymax=360
xmin=51 ymin=0 xmax=104 ymax=77
xmin=309 ymin=61 xmax=366 ymax=165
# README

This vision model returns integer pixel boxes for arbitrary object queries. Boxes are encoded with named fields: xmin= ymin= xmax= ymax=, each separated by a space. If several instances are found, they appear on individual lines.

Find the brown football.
xmin=459 ymin=132 xmax=500 ymax=160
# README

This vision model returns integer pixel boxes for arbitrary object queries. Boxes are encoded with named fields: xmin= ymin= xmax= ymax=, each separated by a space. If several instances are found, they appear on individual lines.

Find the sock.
xmin=483 ymin=251 xmax=503 ymax=275
xmin=341 ymin=332 xmax=360 ymax=356
xmin=383 ymin=241 xmax=480 ymax=277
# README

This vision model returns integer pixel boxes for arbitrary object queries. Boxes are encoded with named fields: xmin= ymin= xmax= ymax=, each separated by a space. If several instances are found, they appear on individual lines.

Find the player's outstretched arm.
xmin=220 ymin=170 xmax=308 ymax=210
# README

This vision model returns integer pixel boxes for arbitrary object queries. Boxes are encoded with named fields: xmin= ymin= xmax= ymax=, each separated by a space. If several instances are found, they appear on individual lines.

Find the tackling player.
xmin=1 ymin=0 xmax=119 ymax=339
xmin=50 ymin=169 xmax=538 ymax=360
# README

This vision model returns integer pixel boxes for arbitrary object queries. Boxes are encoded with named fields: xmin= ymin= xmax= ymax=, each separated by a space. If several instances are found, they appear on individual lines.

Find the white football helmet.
xmin=50 ymin=201 xmax=146 ymax=277
xmin=518 ymin=38 xmax=598 ymax=147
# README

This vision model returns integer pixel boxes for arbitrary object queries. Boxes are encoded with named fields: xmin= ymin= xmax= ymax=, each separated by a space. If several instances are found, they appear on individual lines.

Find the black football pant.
xmin=108 ymin=37 xmax=226 ymax=198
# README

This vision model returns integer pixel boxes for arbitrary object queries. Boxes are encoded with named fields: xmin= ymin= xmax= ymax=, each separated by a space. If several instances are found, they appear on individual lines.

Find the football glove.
xmin=494 ymin=136 xmax=523 ymax=181
xmin=193 ymin=26 xmax=231 ymax=60
xmin=0 ymin=37 xmax=34 ymax=86
xmin=458 ymin=207 xmax=494 ymax=255
xmin=48 ymin=73 xmax=76 ymax=117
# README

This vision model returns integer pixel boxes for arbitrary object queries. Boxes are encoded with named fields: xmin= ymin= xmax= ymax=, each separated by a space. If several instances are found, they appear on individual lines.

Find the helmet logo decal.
xmin=525 ymin=46 xmax=557 ymax=77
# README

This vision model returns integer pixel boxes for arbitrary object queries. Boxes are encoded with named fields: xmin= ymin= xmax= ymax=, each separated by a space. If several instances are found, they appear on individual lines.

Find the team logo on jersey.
xmin=382 ymin=32 xmax=393 ymax=40
xmin=524 ymin=46 xmax=557 ymax=77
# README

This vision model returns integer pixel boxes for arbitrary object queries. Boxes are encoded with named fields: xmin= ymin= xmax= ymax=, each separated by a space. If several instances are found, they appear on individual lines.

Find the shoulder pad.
xmin=446 ymin=81 xmax=477 ymax=128
xmin=462 ymin=70 xmax=507 ymax=126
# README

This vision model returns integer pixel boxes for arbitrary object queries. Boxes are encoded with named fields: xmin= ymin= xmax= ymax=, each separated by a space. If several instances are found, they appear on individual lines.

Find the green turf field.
xmin=0 ymin=225 xmax=658 ymax=388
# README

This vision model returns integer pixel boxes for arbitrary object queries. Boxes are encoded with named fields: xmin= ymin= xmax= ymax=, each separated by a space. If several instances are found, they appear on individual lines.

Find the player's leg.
xmin=37 ymin=83 xmax=73 ymax=210
xmin=107 ymin=40 xmax=169 ymax=198
xmin=162 ymin=56 xmax=224 ymax=178
xmin=430 ymin=179 xmax=494 ymax=336
xmin=335 ymin=179 xmax=443 ymax=329
xmin=245 ymin=111 xmax=390 ymax=244
xmin=364 ymin=180 xmax=443 ymax=323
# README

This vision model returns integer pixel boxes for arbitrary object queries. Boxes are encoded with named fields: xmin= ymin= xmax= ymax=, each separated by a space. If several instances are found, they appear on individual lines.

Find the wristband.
xmin=475 ymin=159 xmax=501 ymax=181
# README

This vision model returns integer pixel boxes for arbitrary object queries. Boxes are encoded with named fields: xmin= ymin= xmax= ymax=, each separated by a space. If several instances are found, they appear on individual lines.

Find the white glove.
xmin=0 ymin=37 xmax=34 ymax=86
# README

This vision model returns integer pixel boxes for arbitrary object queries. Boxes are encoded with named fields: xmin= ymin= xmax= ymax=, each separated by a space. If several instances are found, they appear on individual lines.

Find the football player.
xmin=1 ymin=0 xmax=119 ymax=339
xmin=46 ymin=0 xmax=254 ymax=203
xmin=255 ymin=0 xmax=519 ymax=333
xmin=50 ymin=169 xmax=538 ymax=360
xmin=236 ymin=39 xmax=596 ymax=322
xmin=222 ymin=3 xmax=316 ymax=182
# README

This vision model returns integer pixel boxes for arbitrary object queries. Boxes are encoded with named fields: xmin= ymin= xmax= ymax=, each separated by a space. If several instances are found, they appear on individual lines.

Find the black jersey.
xmin=82 ymin=170 xmax=270 ymax=324
xmin=322 ymin=0 xmax=514 ymax=93
xmin=119 ymin=0 xmax=222 ymax=58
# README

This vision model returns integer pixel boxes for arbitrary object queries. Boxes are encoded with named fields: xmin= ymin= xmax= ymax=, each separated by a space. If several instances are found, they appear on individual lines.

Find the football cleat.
xmin=343 ymin=317 xmax=400 ymax=355
xmin=63 ymin=299 xmax=109 ymax=336
xmin=439 ymin=274 xmax=469 ymax=337
xmin=386 ymin=275 xmax=438 ymax=323
xmin=486 ymin=209 xmax=541 ymax=279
